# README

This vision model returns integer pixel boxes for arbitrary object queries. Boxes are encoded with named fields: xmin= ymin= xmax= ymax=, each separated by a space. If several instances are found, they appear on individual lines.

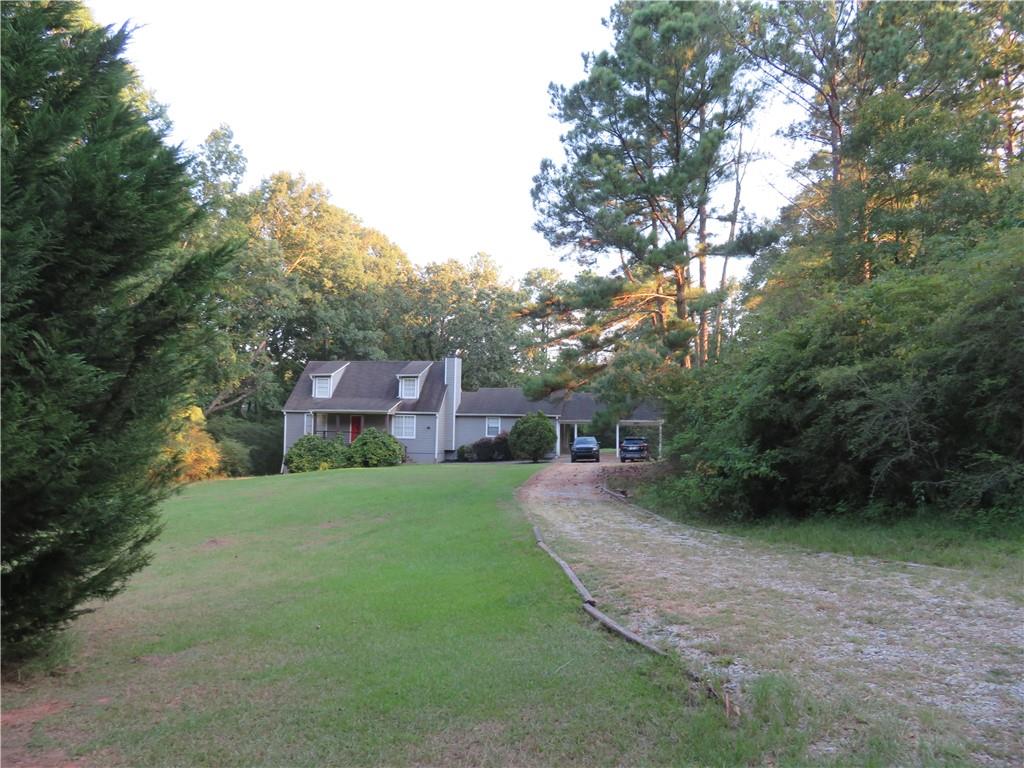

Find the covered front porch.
xmin=307 ymin=412 xmax=389 ymax=444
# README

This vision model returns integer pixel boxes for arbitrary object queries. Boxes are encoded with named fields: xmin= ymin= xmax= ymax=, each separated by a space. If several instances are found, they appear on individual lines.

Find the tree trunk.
xmin=698 ymin=201 xmax=709 ymax=367
xmin=715 ymin=127 xmax=745 ymax=361
xmin=673 ymin=264 xmax=692 ymax=369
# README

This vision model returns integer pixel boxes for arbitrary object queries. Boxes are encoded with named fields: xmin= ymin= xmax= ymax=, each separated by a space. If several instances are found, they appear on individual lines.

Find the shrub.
xmin=166 ymin=408 xmax=224 ymax=483
xmin=473 ymin=436 xmax=496 ymax=461
xmin=349 ymin=428 xmax=404 ymax=467
xmin=327 ymin=439 xmax=355 ymax=469
xmin=492 ymin=431 xmax=511 ymax=461
xmin=207 ymin=415 xmax=283 ymax=475
xmin=457 ymin=444 xmax=475 ymax=462
xmin=509 ymin=412 xmax=557 ymax=462
xmin=285 ymin=435 xmax=336 ymax=473
xmin=217 ymin=436 xmax=254 ymax=477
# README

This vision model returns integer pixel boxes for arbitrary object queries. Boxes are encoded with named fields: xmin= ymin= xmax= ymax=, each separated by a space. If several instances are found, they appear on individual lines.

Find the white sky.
xmin=87 ymin=0 xmax=805 ymax=284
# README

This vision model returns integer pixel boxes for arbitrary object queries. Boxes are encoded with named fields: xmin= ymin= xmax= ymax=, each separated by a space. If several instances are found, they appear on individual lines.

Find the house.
xmin=281 ymin=356 xmax=662 ymax=466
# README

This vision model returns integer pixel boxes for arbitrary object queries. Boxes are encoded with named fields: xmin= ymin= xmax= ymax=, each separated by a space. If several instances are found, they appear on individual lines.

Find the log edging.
xmin=532 ymin=524 xmax=664 ymax=656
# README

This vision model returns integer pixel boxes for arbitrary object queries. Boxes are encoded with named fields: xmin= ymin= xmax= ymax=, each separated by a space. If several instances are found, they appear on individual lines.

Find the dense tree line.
xmin=532 ymin=0 xmax=1022 ymax=526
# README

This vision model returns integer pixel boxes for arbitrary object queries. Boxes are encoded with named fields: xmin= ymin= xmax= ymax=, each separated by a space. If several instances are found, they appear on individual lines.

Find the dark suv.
xmin=619 ymin=436 xmax=650 ymax=462
xmin=570 ymin=436 xmax=600 ymax=463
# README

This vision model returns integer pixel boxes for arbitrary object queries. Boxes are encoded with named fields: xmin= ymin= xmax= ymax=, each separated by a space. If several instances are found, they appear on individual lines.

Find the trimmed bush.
xmin=349 ymin=428 xmax=404 ymax=467
xmin=473 ymin=436 xmax=496 ymax=461
xmin=284 ymin=435 xmax=336 ymax=473
xmin=509 ymin=411 xmax=557 ymax=462
xmin=492 ymin=431 xmax=511 ymax=461
xmin=457 ymin=444 xmax=475 ymax=462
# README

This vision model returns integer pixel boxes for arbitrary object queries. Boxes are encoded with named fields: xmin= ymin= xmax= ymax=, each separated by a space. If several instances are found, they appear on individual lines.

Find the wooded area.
xmin=530 ymin=0 xmax=1023 ymax=527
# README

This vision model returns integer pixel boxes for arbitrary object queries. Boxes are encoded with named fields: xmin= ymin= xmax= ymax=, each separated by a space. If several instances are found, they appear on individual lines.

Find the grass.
xmin=3 ymin=463 xmax=818 ymax=767
xmin=627 ymin=475 xmax=1023 ymax=575
xmin=701 ymin=515 xmax=1024 ymax=573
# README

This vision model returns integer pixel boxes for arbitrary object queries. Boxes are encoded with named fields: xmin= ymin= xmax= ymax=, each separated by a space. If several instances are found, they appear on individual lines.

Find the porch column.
xmin=554 ymin=418 xmax=560 ymax=456
xmin=615 ymin=422 xmax=620 ymax=459
xmin=658 ymin=423 xmax=663 ymax=459
xmin=573 ymin=423 xmax=578 ymax=440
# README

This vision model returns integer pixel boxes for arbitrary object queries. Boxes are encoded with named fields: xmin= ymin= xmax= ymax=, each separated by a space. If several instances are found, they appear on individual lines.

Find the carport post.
xmin=615 ymin=422 xmax=620 ymax=459
xmin=573 ymin=423 xmax=578 ymax=441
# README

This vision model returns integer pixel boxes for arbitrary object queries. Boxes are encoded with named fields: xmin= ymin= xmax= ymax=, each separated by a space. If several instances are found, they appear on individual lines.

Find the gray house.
xmin=281 ymin=356 xmax=661 ymax=466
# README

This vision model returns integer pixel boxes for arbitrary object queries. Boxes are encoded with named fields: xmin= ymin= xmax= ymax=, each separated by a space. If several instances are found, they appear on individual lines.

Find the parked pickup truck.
xmin=619 ymin=436 xmax=650 ymax=462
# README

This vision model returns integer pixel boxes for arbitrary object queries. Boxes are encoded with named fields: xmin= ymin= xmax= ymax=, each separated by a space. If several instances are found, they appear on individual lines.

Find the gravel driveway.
xmin=518 ymin=460 xmax=1023 ymax=766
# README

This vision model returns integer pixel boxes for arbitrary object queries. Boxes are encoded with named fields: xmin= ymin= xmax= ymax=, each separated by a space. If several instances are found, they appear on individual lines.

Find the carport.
xmin=614 ymin=403 xmax=664 ymax=459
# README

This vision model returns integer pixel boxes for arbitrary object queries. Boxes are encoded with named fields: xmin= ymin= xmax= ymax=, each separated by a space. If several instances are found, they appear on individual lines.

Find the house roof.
xmin=457 ymin=387 xmax=661 ymax=423
xmin=283 ymin=359 xmax=663 ymax=423
xmin=551 ymin=391 xmax=599 ymax=422
xmin=283 ymin=361 xmax=445 ymax=413
xmin=397 ymin=361 xmax=431 ymax=377
xmin=457 ymin=388 xmax=562 ymax=417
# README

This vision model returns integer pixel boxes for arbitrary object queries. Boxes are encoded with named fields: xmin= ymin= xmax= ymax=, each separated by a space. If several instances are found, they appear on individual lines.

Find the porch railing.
xmin=313 ymin=429 xmax=357 ymax=443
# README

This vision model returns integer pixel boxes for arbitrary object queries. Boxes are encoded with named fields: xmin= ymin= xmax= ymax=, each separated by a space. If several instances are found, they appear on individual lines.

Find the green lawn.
xmin=624 ymin=474 xmax=1024 ymax=575
xmin=3 ymin=464 xmax=812 ymax=767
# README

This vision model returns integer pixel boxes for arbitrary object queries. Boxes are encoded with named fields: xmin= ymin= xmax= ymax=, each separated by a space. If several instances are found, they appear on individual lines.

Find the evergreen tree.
xmin=1 ymin=2 xmax=235 ymax=656
xmin=531 ymin=0 xmax=756 ymax=386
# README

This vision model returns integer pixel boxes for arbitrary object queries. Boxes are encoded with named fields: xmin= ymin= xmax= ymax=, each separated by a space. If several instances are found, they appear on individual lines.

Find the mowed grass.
xmin=3 ymin=464 xmax=811 ymax=767
xmin=627 ymin=475 xmax=1023 ymax=576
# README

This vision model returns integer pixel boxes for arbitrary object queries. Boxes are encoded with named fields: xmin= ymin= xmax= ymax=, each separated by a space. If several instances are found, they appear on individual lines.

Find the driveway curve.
xmin=518 ymin=459 xmax=1023 ymax=766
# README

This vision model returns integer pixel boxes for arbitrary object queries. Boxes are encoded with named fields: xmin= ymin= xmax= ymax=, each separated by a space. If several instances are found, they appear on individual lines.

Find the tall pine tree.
xmin=531 ymin=0 xmax=755 ymax=387
xmin=1 ymin=1 xmax=235 ymax=656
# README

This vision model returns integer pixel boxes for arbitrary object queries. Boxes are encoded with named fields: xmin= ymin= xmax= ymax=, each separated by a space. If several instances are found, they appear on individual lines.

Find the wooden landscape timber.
xmin=532 ymin=524 xmax=664 ymax=655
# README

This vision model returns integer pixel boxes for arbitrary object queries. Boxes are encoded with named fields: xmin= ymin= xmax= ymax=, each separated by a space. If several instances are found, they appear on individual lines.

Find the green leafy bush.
xmin=349 ymin=428 xmax=404 ymax=467
xmin=472 ymin=436 xmax=496 ymax=461
xmin=492 ymin=431 xmax=511 ymax=461
xmin=457 ymin=444 xmax=475 ymax=462
xmin=509 ymin=412 xmax=556 ymax=462
xmin=216 ymin=436 xmax=254 ymax=477
xmin=284 ymin=435 xmax=336 ymax=473
xmin=661 ymin=237 xmax=1024 ymax=525
xmin=207 ymin=415 xmax=283 ymax=475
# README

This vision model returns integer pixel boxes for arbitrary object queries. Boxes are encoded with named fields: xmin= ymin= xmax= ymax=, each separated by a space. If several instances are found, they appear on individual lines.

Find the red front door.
xmin=350 ymin=415 xmax=363 ymax=443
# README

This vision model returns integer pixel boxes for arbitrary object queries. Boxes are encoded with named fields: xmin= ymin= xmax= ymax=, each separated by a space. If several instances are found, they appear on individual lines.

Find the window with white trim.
xmin=485 ymin=416 xmax=501 ymax=437
xmin=312 ymin=376 xmax=331 ymax=398
xmin=392 ymin=414 xmax=416 ymax=439
xmin=399 ymin=377 xmax=418 ymax=399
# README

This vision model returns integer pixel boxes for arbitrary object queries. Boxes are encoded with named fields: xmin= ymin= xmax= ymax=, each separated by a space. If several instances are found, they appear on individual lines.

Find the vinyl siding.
xmin=283 ymin=412 xmax=308 ymax=456
xmin=393 ymin=414 xmax=439 ymax=463
xmin=435 ymin=390 xmax=450 ymax=461
xmin=454 ymin=414 xmax=559 ymax=457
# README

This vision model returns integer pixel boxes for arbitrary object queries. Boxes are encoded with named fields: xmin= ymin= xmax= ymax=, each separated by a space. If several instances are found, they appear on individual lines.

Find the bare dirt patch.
xmin=1 ymin=700 xmax=79 ymax=768
xmin=198 ymin=537 xmax=232 ymax=550
xmin=519 ymin=460 xmax=1024 ymax=766
xmin=1 ymin=700 xmax=70 ymax=728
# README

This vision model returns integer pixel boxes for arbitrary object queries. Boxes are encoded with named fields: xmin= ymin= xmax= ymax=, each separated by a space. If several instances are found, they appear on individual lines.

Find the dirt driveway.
xmin=518 ymin=460 xmax=1023 ymax=766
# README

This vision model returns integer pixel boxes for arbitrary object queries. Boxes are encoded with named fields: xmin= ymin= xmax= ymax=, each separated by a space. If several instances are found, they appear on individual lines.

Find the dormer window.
xmin=399 ymin=376 xmax=418 ymax=399
xmin=312 ymin=376 xmax=331 ymax=398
